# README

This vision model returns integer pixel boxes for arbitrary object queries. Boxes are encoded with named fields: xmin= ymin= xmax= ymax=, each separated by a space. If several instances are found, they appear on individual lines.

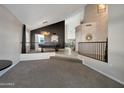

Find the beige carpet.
xmin=0 ymin=57 xmax=123 ymax=88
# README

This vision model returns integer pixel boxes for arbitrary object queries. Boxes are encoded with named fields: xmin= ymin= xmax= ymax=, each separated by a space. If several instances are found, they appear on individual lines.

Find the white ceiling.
xmin=4 ymin=4 xmax=85 ymax=30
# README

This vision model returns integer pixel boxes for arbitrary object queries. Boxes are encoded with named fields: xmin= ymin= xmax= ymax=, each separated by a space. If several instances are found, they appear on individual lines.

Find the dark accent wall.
xmin=21 ymin=24 xmax=26 ymax=53
xmin=31 ymin=21 xmax=65 ymax=49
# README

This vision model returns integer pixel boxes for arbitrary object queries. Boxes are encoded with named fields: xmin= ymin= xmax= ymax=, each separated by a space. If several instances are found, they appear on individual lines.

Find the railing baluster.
xmin=97 ymin=43 xmax=99 ymax=60
xmin=100 ymin=43 xmax=102 ymax=61
xmin=99 ymin=43 xmax=100 ymax=60
xmin=78 ymin=41 xmax=107 ymax=62
xmin=101 ymin=43 xmax=103 ymax=61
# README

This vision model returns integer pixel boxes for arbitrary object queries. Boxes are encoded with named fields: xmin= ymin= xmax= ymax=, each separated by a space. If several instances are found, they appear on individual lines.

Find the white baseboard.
xmin=20 ymin=52 xmax=55 ymax=61
xmin=0 ymin=61 xmax=19 ymax=77
xmin=83 ymin=62 xmax=124 ymax=85
xmin=78 ymin=54 xmax=124 ymax=85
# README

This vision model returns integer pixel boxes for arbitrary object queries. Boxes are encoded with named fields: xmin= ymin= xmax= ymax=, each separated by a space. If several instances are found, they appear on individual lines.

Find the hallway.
xmin=0 ymin=3 xmax=124 ymax=89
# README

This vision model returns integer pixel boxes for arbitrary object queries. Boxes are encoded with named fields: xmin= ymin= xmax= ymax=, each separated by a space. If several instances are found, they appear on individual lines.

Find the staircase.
xmin=50 ymin=56 xmax=82 ymax=64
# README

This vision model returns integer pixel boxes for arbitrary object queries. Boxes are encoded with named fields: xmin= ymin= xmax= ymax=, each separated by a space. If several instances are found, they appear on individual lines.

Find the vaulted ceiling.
xmin=4 ymin=4 xmax=85 ymax=30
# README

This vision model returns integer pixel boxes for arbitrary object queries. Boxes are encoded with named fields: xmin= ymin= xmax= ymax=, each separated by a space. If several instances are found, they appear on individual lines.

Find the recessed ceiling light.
xmin=97 ymin=4 xmax=106 ymax=13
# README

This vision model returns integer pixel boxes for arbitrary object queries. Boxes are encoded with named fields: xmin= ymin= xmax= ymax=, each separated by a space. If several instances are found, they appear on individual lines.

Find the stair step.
xmin=50 ymin=56 xmax=82 ymax=64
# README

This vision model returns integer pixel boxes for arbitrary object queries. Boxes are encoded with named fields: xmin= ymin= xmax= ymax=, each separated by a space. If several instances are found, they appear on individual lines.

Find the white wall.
xmin=108 ymin=4 xmax=124 ymax=83
xmin=26 ymin=28 xmax=30 ymax=52
xmin=0 ymin=5 xmax=22 ymax=64
xmin=83 ymin=4 xmax=108 ymax=41
xmin=82 ymin=5 xmax=124 ymax=85
xmin=65 ymin=9 xmax=84 ymax=43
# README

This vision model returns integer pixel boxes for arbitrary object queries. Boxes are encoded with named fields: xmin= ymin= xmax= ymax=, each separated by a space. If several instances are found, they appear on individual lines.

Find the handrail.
xmin=78 ymin=41 xmax=108 ymax=62
xmin=79 ymin=41 xmax=107 ymax=43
